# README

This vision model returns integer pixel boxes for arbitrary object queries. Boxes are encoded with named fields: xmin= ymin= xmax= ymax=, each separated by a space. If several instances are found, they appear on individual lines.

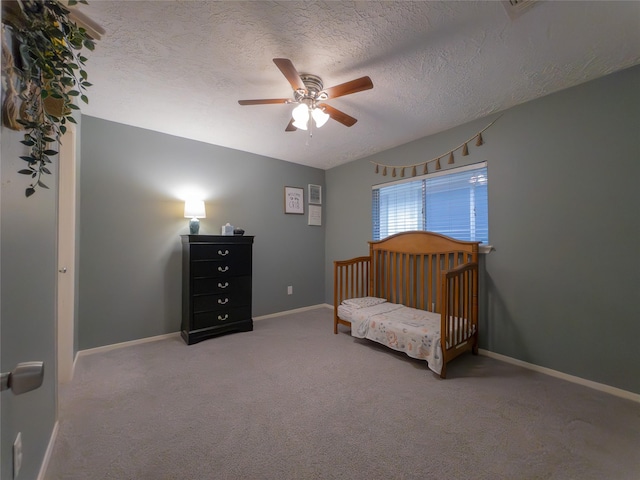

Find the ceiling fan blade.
xmin=273 ymin=58 xmax=306 ymax=92
xmin=318 ymin=104 xmax=358 ymax=127
xmin=285 ymin=118 xmax=297 ymax=132
xmin=238 ymin=98 xmax=291 ymax=105
xmin=322 ymin=76 xmax=373 ymax=100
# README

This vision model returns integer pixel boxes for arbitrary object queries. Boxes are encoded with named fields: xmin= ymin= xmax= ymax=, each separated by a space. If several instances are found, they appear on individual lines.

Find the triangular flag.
xmin=448 ymin=152 xmax=454 ymax=164
xmin=462 ymin=143 xmax=468 ymax=156
xmin=411 ymin=166 xmax=417 ymax=177
xmin=392 ymin=168 xmax=396 ymax=177
xmin=383 ymin=166 xmax=387 ymax=176
xmin=400 ymin=167 xmax=405 ymax=177
xmin=375 ymin=164 xmax=379 ymax=174
xmin=435 ymin=158 xmax=441 ymax=170
xmin=476 ymin=133 xmax=484 ymax=146
xmin=423 ymin=163 xmax=428 ymax=174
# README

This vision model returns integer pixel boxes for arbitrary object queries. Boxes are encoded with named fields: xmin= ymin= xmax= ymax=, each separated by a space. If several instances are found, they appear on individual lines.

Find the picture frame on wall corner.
xmin=308 ymin=205 xmax=322 ymax=226
xmin=284 ymin=186 xmax=304 ymax=214
xmin=308 ymin=184 xmax=322 ymax=205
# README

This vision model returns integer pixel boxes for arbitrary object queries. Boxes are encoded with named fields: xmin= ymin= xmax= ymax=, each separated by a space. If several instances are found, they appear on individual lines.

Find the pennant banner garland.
xmin=371 ymin=115 xmax=501 ymax=177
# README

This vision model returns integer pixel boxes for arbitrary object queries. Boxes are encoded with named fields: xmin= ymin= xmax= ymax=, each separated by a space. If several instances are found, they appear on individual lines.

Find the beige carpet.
xmin=45 ymin=307 xmax=640 ymax=479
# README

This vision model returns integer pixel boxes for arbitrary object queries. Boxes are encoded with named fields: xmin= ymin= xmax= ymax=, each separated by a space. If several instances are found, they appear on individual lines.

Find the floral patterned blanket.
xmin=338 ymin=301 xmax=443 ymax=375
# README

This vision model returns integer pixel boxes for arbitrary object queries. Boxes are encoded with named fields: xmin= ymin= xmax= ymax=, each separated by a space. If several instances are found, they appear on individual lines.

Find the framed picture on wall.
xmin=308 ymin=205 xmax=322 ymax=226
xmin=309 ymin=184 xmax=322 ymax=205
xmin=284 ymin=186 xmax=304 ymax=214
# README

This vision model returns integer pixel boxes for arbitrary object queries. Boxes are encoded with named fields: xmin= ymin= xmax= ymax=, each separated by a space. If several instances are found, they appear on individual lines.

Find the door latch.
xmin=1 ymin=362 xmax=45 ymax=395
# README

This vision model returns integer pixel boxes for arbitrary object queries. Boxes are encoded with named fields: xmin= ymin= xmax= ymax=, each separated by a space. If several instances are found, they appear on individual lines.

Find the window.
xmin=372 ymin=163 xmax=488 ymax=242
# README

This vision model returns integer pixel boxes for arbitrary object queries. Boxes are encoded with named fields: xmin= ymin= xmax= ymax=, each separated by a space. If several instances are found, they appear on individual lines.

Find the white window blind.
xmin=372 ymin=163 xmax=488 ymax=242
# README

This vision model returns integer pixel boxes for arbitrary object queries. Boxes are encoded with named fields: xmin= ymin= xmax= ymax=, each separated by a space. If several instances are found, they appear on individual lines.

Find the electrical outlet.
xmin=13 ymin=432 xmax=22 ymax=479
xmin=287 ymin=285 xmax=293 ymax=295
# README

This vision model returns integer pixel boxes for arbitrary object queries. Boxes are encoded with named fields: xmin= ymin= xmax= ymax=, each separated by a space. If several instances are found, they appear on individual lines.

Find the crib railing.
xmin=333 ymin=231 xmax=480 ymax=377
xmin=440 ymin=261 xmax=479 ymax=378
xmin=333 ymin=256 xmax=370 ymax=333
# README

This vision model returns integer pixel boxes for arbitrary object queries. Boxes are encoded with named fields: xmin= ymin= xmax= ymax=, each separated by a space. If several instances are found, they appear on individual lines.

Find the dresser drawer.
xmin=192 ymin=306 xmax=251 ymax=331
xmin=190 ymin=244 xmax=250 ymax=261
xmin=192 ymin=276 xmax=251 ymax=296
xmin=191 ymin=256 xmax=251 ymax=278
xmin=193 ymin=288 xmax=250 ymax=312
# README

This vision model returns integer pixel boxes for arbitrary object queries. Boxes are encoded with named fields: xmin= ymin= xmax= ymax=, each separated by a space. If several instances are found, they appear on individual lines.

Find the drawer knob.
xmin=218 ymin=298 xmax=229 ymax=305
xmin=217 ymin=282 xmax=229 ymax=289
xmin=217 ymin=314 xmax=229 ymax=321
xmin=218 ymin=266 xmax=229 ymax=273
xmin=218 ymin=249 xmax=230 ymax=256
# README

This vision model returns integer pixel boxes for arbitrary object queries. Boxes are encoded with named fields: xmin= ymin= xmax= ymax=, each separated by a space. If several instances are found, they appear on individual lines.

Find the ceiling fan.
xmin=238 ymin=58 xmax=373 ymax=132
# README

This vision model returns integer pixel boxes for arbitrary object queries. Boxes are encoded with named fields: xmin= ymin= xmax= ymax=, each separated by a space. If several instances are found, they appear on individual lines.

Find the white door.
xmin=57 ymin=126 xmax=77 ymax=384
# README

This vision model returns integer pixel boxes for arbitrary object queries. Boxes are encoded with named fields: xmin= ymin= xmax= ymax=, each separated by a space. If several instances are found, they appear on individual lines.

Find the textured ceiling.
xmin=78 ymin=0 xmax=640 ymax=170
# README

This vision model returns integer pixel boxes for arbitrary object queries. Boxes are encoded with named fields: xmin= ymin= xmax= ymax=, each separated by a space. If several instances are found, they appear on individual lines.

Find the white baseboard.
xmin=70 ymin=352 xmax=77 ymax=380
xmin=77 ymin=332 xmax=181 ymax=358
xmin=479 ymin=349 xmax=640 ymax=403
xmin=37 ymin=420 xmax=59 ymax=480
xmin=254 ymin=303 xmax=330 ymax=320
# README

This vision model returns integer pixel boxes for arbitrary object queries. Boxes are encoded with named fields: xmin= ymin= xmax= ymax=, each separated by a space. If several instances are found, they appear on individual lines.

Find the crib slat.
xmin=426 ymin=254 xmax=432 ymax=311
xmin=400 ymin=254 xmax=405 ymax=305
xmin=391 ymin=252 xmax=397 ymax=303
xmin=396 ymin=253 xmax=401 ymax=302
xmin=463 ymin=268 xmax=470 ymax=340
xmin=436 ymin=253 xmax=443 ymax=313
xmin=401 ymin=253 xmax=408 ymax=306
xmin=383 ymin=252 xmax=388 ymax=301
xmin=420 ymin=255 xmax=425 ymax=309
xmin=416 ymin=254 xmax=420 ymax=309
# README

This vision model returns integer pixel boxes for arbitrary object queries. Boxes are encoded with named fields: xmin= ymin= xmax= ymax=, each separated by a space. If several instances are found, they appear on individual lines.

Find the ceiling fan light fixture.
xmin=238 ymin=59 xmax=373 ymax=132
xmin=292 ymin=119 xmax=308 ymax=130
xmin=292 ymin=103 xmax=309 ymax=130
xmin=311 ymin=107 xmax=329 ymax=128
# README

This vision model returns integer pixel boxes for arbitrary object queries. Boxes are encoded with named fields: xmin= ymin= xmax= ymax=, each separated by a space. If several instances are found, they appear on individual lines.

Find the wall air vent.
xmin=502 ymin=0 xmax=538 ymax=20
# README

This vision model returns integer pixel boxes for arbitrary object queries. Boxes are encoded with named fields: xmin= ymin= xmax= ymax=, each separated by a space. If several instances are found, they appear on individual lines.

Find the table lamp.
xmin=184 ymin=200 xmax=206 ymax=234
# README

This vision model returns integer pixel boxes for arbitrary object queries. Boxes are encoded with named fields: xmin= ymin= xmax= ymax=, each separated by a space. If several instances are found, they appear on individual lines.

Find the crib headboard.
xmin=369 ymin=231 xmax=479 ymax=313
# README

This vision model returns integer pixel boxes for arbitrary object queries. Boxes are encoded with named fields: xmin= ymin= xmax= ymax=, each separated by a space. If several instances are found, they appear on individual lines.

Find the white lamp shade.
xmin=311 ymin=107 xmax=329 ymax=128
xmin=184 ymin=200 xmax=206 ymax=218
xmin=292 ymin=119 xmax=308 ymax=130
xmin=292 ymin=103 xmax=309 ymax=130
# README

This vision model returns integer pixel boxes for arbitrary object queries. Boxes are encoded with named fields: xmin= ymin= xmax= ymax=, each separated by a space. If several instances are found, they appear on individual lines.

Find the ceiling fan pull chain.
xmin=306 ymin=123 xmax=313 ymax=146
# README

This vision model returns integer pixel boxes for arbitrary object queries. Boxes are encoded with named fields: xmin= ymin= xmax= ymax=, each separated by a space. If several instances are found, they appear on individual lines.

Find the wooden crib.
xmin=333 ymin=231 xmax=480 ymax=378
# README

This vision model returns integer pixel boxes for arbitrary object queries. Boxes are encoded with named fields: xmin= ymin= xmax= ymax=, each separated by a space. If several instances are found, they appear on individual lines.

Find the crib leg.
xmin=333 ymin=317 xmax=338 ymax=334
xmin=439 ymin=363 xmax=447 ymax=379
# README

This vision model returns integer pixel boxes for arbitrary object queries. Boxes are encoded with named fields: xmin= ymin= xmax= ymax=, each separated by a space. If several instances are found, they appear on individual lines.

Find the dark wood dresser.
xmin=181 ymin=235 xmax=254 ymax=345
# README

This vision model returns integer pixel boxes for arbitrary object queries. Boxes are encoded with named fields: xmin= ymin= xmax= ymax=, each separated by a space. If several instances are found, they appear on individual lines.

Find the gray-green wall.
xmin=326 ymin=66 xmax=640 ymax=394
xmin=78 ymin=117 xmax=325 ymax=349
xmin=1 ymin=127 xmax=58 ymax=480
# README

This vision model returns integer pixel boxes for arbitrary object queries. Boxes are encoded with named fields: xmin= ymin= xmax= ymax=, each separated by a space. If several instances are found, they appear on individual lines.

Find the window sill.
xmin=479 ymin=245 xmax=494 ymax=254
